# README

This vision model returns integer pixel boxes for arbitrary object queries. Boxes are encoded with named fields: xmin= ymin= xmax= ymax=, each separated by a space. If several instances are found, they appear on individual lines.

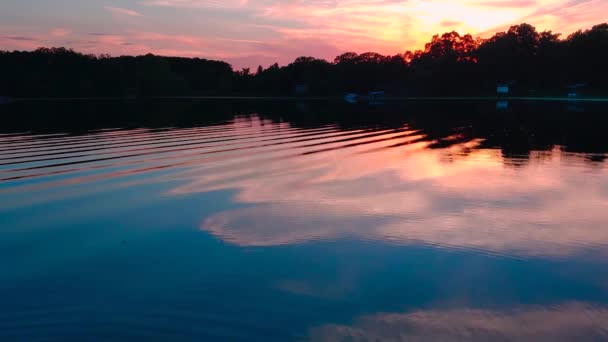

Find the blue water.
xmin=1 ymin=100 xmax=608 ymax=340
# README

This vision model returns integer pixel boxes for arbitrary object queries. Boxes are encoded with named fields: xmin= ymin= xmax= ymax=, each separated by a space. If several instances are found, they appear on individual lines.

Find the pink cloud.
xmin=50 ymin=28 xmax=71 ymax=37
xmin=475 ymin=0 xmax=539 ymax=7
xmin=440 ymin=20 xmax=462 ymax=27
xmin=141 ymin=0 xmax=251 ymax=9
xmin=104 ymin=6 xmax=144 ymax=17
xmin=69 ymin=31 xmax=211 ymax=58
xmin=0 ymin=36 xmax=43 ymax=51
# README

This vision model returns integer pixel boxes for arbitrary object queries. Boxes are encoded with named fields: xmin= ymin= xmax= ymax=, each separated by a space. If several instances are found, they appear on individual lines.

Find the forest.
xmin=1 ymin=23 xmax=607 ymax=98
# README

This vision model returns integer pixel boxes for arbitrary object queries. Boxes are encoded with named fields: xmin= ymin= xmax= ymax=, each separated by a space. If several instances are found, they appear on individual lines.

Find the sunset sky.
xmin=1 ymin=0 xmax=606 ymax=69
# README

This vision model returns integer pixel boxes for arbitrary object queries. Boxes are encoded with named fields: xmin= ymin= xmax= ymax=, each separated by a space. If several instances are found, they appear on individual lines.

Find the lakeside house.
xmin=344 ymin=91 xmax=385 ymax=105
xmin=567 ymin=83 xmax=587 ymax=98
xmin=566 ymin=83 xmax=587 ymax=112
xmin=497 ymin=84 xmax=509 ymax=95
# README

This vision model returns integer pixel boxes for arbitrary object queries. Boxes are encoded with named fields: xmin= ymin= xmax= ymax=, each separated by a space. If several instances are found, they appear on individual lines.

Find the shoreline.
xmin=4 ymin=96 xmax=608 ymax=103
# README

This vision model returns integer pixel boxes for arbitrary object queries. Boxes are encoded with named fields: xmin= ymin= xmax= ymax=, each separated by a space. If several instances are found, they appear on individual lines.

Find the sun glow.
xmin=411 ymin=1 xmax=526 ymax=31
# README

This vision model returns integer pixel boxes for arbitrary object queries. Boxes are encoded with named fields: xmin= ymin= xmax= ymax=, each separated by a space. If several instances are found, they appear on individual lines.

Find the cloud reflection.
xmin=174 ymin=118 xmax=608 ymax=258
xmin=309 ymin=302 xmax=608 ymax=341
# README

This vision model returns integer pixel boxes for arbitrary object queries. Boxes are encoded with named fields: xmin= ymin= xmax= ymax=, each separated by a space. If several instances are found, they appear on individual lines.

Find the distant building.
xmin=343 ymin=91 xmax=384 ymax=105
xmin=496 ymin=84 xmax=509 ymax=95
xmin=566 ymin=83 xmax=587 ymax=98
xmin=0 ymin=96 xmax=10 ymax=104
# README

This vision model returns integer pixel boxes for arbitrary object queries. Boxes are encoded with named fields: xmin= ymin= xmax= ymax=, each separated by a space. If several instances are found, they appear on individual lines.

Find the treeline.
xmin=1 ymin=23 xmax=607 ymax=98
xmin=0 ymin=50 xmax=233 ymax=97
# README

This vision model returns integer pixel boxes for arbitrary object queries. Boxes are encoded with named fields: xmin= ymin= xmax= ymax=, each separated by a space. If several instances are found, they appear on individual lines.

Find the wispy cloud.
xmin=105 ymin=6 xmax=144 ymax=17
xmin=217 ymin=38 xmax=264 ymax=44
xmin=479 ymin=0 xmax=607 ymax=36
xmin=2 ymin=36 xmax=36 ymax=41
xmin=141 ymin=0 xmax=251 ymax=9
xmin=50 ymin=28 xmax=71 ymax=37
xmin=475 ymin=0 xmax=539 ymax=7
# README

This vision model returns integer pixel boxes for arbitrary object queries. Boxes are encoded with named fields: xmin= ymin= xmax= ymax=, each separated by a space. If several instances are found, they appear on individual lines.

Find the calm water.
xmin=1 ymin=100 xmax=608 ymax=341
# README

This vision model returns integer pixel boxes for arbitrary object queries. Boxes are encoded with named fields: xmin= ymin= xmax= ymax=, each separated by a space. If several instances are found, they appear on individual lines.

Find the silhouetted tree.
xmin=1 ymin=22 xmax=607 ymax=98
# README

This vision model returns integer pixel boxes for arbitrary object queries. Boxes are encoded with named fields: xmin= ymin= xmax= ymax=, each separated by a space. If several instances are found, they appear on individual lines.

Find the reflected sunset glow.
xmin=97 ymin=114 xmax=604 ymax=259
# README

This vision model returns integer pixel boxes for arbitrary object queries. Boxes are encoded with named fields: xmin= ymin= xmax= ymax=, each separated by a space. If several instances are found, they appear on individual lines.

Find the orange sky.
xmin=1 ymin=0 xmax=606 ymax=69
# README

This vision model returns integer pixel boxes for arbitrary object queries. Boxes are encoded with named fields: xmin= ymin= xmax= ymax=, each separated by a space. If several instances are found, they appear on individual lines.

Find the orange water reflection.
xmin=159 ymin=116 xmax=608 ymax=258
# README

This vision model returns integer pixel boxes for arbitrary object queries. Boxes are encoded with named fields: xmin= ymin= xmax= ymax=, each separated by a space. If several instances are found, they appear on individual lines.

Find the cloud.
xmin=133 ymin=32 xmax=206 ymax=47
xmin=71 ymin=31 xmax=210 ymax=58
xmin=217 ymin=38 xmax=264 ymax=44
xmin=475 ymin=0 xmax=539 ymax=7
xmin=105 ymin=6 xmax=144 ymax=17
xmin=50 ymin=28 xmax=71 ymax=37
xmin=309 ymin=302 xmax=608 ymax=341
xmin=479 ymin=0 xmax=607 ymax=37
xmin=0 ymin=30 xmax=45 ymax=50
xmin=2 ymin=36 xmax=36 ymax=41
xmin=440 ymin=20 xmax=462 ymax=27
xmin=141 ymin=0 xmax=251 ymax=9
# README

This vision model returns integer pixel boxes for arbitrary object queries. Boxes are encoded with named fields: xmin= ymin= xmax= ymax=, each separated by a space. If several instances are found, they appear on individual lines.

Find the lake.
xmin=1 ymin=99 xmax=608 ymax=341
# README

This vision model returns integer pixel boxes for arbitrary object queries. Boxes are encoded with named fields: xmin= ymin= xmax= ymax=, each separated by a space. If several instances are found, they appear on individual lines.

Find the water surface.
xmin=1 ymin=100 xmax=608 ymax=340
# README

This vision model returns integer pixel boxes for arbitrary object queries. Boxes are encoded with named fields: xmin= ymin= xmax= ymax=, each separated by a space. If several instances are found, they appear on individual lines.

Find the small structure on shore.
xmin=566 ymin=83 xmax=587 ymax=112
xmin=566 ymin=83 xmax=587 ymax=98
xmin=344 ymin=91 xmax=384 ymax=105
xmin=496 ymin=84 xmax=509 ymax=95
xmin=0 ymin=96 xmax=10 ymax=104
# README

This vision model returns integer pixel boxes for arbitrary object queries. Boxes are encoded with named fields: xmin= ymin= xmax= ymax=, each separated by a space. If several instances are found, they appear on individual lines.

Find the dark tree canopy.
xmin=1 ymin=23 xmax=607 ymax=98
